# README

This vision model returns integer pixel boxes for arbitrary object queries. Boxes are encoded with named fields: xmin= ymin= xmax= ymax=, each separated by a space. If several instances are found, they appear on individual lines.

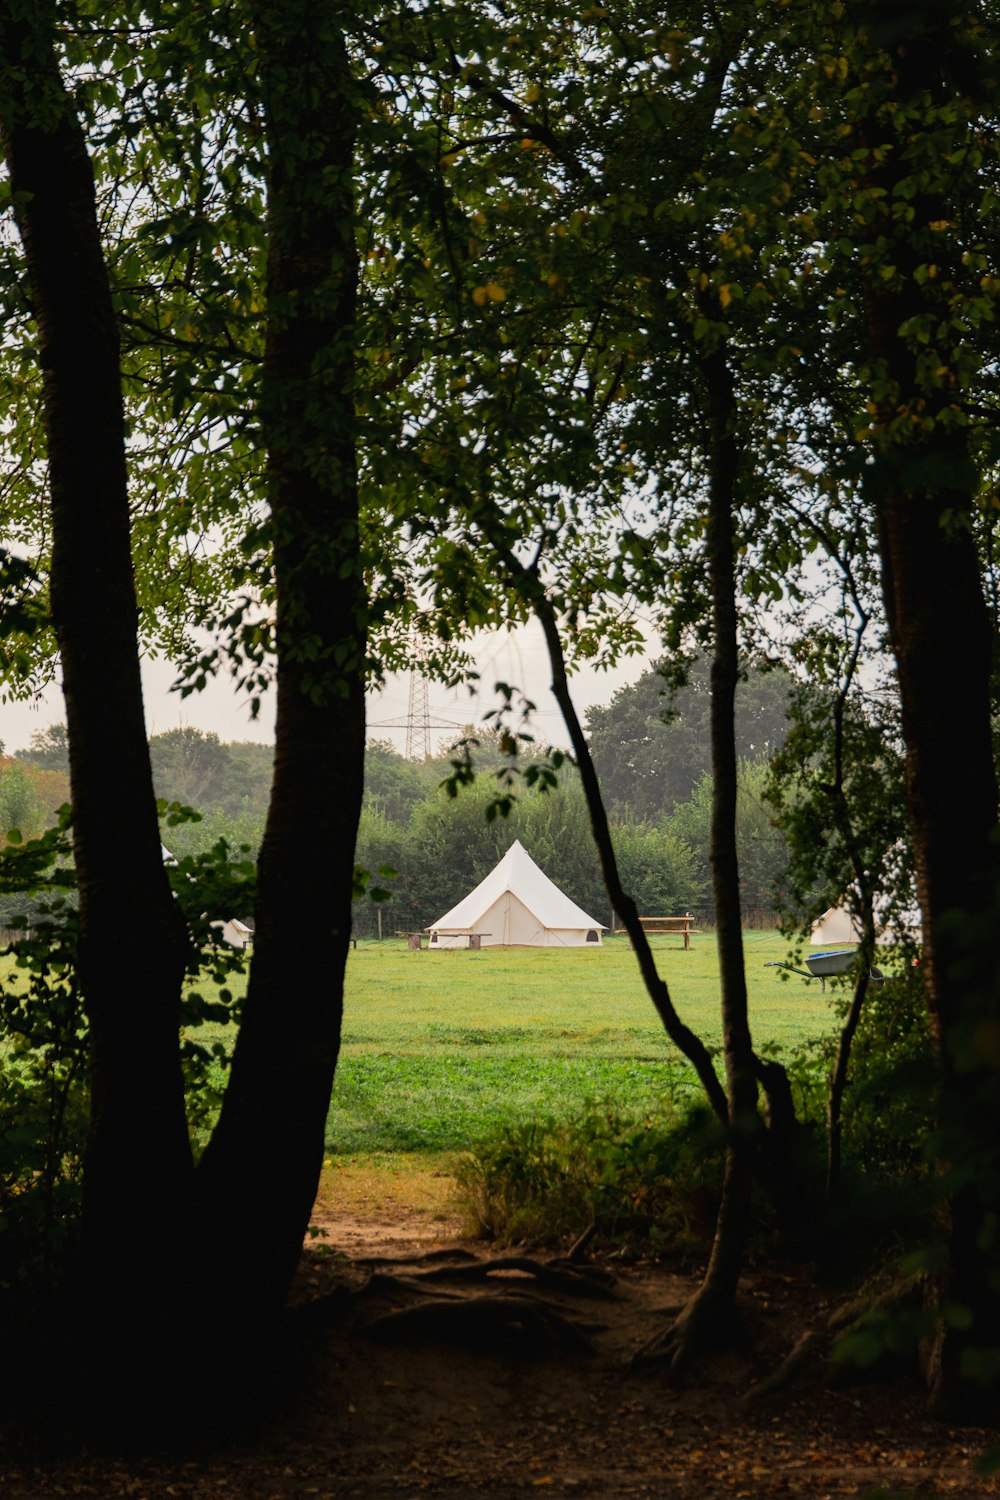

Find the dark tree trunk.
xmin=853 ymin=0 xmax=1000 ymax=1419
xmin=534 ymin=602 xmax=729 ymax=1125
xmin=0 ymin=2 xmax=193 ymax=1345
xmin=673 ymin=349 xmax=759 ymax=1350
xmin=826 ymin=916 xmax=874 ymax=1203
xmin=196 ymin=2 xmax=366 ymax=1321
xmin=819 ymin=593 xmax=876 ymax=1205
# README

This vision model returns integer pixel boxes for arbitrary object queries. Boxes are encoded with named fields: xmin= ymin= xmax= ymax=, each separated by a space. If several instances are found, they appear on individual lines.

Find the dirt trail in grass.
xmin=4 ymin=1177 xmax=996 ymax=1499
xmin=309 ymin=1161 xmax=465 ymax=1256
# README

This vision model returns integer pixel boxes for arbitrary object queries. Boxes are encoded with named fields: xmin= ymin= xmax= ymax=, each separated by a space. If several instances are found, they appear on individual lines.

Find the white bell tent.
xmin=428 ymin=840 xmax=605 ymax=948
xmin=810 ymin=898 xmax=921 ymax=946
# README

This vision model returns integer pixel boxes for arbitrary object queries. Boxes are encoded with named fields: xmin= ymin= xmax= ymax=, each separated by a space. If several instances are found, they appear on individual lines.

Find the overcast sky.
xmin=0 ymin=618 xmax=653 ymax=758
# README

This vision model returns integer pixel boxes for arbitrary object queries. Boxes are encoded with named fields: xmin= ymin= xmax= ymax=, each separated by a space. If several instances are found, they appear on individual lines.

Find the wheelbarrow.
xmin=765 ymin=947 xmax=884 ymax=993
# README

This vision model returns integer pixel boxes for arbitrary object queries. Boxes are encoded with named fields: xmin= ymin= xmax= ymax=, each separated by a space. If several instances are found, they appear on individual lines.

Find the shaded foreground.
xmin=2 ymin=1198 xmax=996 ymax=1500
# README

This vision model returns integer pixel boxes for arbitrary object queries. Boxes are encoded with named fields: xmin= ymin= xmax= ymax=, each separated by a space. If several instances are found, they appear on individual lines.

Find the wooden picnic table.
xmin=398 ymin=931 xmax=492 ymax=950
xmin=613 ymin=914 xmax=700 ymax=950
xmin=395 ymin=930 xmax=428 ymax=950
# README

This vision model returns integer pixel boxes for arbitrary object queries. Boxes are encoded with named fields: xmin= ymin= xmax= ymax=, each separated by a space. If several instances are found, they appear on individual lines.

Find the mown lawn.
xmin=322 ymin=929 xmax=848 ymax=1157
xmin=2 ymin=930 xmax=862 ymax=1160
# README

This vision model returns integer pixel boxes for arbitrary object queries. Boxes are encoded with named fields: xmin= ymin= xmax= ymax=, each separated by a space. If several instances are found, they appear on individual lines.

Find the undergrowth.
xmin=455 ymin=1102 xmax=731 ymax=1261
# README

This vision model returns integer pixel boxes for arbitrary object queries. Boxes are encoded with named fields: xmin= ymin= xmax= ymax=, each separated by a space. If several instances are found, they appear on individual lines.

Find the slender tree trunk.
xmin=826 ymin=916 xmax=873 ymax=1202
xmin=196 ymin=2 xmax=366 ymax=1322
xmin=676 ymin=349 xmax=759 ymax=1341
xmin=817 ymin=594 xmax=876 ymax=1205
xmin=475 ymin=509 xmax=729 ymax=1125
xmin=534 ymin=603 xmax=729 ymax=1125
xmin=0 ymin=2 xmax=193 ymax=1349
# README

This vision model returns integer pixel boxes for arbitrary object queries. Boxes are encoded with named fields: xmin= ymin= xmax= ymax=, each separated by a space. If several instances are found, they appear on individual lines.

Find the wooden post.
xmin=376 ymin=907 xmax=382 ymax=942
xmin=407 ymin=932 xmax=422 ymax=951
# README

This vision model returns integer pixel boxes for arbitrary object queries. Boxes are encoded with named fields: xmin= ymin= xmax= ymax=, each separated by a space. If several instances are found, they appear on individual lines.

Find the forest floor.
xmin=3 ymin=1182 xmax=999 ymax=1500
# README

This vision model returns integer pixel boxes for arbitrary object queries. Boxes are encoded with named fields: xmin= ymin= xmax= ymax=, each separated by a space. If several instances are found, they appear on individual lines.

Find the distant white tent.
xmin=428 ymin=840 xmax=605 ymax=948
xmin=213 ymin=917 xmax=254 ymax=950
xmin=810 ymin=898 xmax=921 ymax=947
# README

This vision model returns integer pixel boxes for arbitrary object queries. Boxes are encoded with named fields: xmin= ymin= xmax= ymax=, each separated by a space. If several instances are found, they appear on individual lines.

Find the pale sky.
xmin=0 ymin=618 xmax=652 ymax=757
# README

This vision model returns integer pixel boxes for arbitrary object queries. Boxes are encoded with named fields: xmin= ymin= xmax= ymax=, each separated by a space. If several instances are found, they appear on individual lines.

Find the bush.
xmin=840 ymin=969 xmax=933 ymax=1176
xmin=455 ymin=1102 xmax=729 ymax=1262
xmin=0 ymin=813 xmax=254 ymax=1304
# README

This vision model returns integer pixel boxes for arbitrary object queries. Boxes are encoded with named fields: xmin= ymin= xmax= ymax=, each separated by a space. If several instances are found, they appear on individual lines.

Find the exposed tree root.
xmin=740 ymin=1331 xmax=821 ymax=1408
xmin=409 ymin=1256 xmax=618 ymax=1299
xmin=357 ymin=1247 xmax=479 ymax=1268
xmin=359 ymin=1293 xmax=597 ymax=1355
xmin=356 ymin=1271 xmax=466 ymax=1301
xmin=630 ymin=1288 xmax=743 ymax=1381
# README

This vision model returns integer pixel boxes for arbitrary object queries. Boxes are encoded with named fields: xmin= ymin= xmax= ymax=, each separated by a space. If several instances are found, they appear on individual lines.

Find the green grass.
xmin=323 ymin=929 xmax=849 ymax=1156
xmin=2 ymin=930 xmax=858 ymax=1159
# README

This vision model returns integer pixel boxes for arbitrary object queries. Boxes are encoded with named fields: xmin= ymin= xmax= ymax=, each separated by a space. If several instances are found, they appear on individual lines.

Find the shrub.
xmin=0 ymin=812 xmax=253 ymax=1303
xmin=455 ymin=1102 xmax=729 ymax=1262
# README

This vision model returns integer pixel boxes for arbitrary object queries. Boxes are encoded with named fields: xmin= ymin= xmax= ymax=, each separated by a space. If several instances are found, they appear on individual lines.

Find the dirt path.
xmin=2 ymin=1198 xmax=997 ymax=1499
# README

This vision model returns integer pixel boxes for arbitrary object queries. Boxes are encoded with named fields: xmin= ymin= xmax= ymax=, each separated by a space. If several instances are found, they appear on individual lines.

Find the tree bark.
xmin=534 ymin=601 xmax=729 ymax=1125
xmin=676 ymin=349 xmax=759 ymax=1343
xmin=473 ymin=513 xmax=729 ymax=1125
xmin=853 ymin=0 xmax=1000 ymax=1418
xmin=196 ymin=1 xmax=366 ymax=1322
xmin=826 ymin=927 xmax=873 ymax=1203
xmin=0 ymin=0 xmax=193 ymax=1345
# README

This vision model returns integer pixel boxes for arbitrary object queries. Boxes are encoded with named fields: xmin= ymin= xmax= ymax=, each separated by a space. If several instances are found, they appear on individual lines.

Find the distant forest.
xmin=0 ymin=661 xmax=796 ymax=934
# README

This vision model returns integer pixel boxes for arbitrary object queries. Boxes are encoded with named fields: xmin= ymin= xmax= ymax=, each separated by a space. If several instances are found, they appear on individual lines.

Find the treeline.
xmin=353 ymin=743 xmax=787 ymax=937
xmin=355 ymin=659 xmax=788 ymax=934
xmin=1 ymin=661 xmax=793 ymax=935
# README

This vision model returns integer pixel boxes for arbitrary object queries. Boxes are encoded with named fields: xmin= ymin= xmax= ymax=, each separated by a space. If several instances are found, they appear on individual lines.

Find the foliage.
xmin=610 ymin=819 xmax=705 ymax=918
xmin=456 ymin=1102 xmax=731 ymax=1261
xmin=0 ymin=807 xmax=256 ymax=1295
xmin=586 ymin=660 xmax=792 ymax=821
xmin=0 ymin=818 xmax=84 ymax=1299
xmin=837 ymin=971 xmax=934 ymax=1179
xmin=764 ymin=967 xmax=932 ymax=1182
xmin=0 ymin=759 xmax=49 ymax=844
xmin=19 ymin=724 xmax=68 ymax=771
xmin=767 ymin=659 xmax=914 ymax=945
xmin=664 ymin=758 xmax=789 ymax=914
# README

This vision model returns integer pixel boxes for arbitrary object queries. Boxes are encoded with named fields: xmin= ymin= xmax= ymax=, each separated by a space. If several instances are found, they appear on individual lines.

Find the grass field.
xmin=322 ymin=929 xmax=846 ymax=1158
xmin=1 ymin=930 xmax=858 ymax=1163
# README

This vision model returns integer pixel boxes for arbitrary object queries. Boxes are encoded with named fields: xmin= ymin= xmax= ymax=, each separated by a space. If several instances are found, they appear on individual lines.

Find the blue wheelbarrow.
xmin=765 ymin=947 xmax=884 ymax=993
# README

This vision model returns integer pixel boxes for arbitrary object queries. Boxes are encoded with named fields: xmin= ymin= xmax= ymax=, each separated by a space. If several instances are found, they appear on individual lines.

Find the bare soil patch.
xmin=2 ymin=1195 xmax=997 ymax=1499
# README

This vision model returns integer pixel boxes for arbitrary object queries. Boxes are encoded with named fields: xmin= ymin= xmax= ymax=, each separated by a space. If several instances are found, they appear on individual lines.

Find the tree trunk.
xmin=0 ymin=1 xmax=193 ymax=1351
xmin=677 ymin=349 xmax=759 ymax=1343
xmin=826 ymin=923 xmax=873 ymax=1203
xmin=534 ymin=602 xmax=729 ymax=1125
xmin=853 ymin=0 xmax=1000 ymax=1418
xmin=196 ymin=2 xmax=366 ymax=1323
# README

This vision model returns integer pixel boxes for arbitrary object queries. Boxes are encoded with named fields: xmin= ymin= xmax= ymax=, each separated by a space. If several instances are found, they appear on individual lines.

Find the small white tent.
xmin=810 ymin=899 xmax=921 ymax=947
xmin=428 ymin=840 xmax=605 ymax=948
xmin=212 ymin=917 xmax=254 ymax=950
